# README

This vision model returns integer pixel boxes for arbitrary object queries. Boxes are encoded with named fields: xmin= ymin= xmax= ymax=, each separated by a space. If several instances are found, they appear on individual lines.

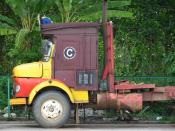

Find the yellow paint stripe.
xmin=10 ymin=98 xmax=27 ymax=105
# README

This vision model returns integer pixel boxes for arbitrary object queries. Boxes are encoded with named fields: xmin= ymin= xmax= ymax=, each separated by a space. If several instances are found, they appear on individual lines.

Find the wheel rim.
xmin=41 ymin=99 xmax=63 ymax=120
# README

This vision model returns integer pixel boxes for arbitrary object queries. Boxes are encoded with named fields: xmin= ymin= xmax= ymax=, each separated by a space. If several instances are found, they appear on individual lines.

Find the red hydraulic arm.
xmin=102 ymin=21 xmax=115 ymax=93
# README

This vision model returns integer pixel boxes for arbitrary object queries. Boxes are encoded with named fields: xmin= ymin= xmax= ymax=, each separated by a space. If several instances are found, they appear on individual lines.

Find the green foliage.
xmin=49 ymin=0 xmax=132 ymax=22
xmin=0 ymin=14 xmax=17 ymax=35
xmin=0 ymin=77 xmax=8 ymax=109
xmin=108 ymin=10 xmax=133 ymax=18
xmin=108 ymin=0 xmax=131 ymax=9
xmin=163 ymin=52 xmax=175 ymax=75
xmin=135 ymin=101 xmax=175 ymax=122
xmin=0 ymin=14 xmax=16 ymax=25
xmin=114 ymin=0 xmax=175 ymax=76
xmin=0 ymin=28 xmax=17 ymax=36
xmin=0 ymin=0 xmax=50 ymax=67
xmin=15 ymin=28 xmax=30 ymax=48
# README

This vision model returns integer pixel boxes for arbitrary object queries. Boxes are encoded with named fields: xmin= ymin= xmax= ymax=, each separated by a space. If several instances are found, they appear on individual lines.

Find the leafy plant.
xmin=49 ymin=0 xmax=132 ymax=22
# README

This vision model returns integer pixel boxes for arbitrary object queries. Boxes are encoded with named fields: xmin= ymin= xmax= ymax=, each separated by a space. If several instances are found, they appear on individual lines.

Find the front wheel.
xmin=32 ymin=91 xmax=70 ymax=128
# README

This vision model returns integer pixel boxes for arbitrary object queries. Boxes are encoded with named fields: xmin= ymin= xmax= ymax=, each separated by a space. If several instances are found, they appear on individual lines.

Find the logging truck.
xmin=10 ymin=0 xmax=175 ymax=128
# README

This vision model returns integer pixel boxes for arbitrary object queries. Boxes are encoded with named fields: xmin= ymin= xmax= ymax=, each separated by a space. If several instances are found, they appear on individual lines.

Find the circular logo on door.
xmin=64 ymin=47 xmax=76 ymax=60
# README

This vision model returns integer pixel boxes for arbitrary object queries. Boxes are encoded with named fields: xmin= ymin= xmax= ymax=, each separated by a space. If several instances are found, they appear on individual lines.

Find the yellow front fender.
xmin=28 ymin=80 xmax=89 ymax=104
xmin=28 ymin=80 xmax=74 ymax=104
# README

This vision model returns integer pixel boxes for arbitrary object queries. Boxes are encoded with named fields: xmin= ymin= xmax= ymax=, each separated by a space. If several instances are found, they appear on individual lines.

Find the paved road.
xmin=0 ymin=121 xmax=175 ymax=131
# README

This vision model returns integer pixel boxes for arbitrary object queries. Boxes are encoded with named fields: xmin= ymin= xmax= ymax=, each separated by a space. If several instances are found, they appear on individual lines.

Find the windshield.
xmin=41 ymin=40 xmax=53 ymax=62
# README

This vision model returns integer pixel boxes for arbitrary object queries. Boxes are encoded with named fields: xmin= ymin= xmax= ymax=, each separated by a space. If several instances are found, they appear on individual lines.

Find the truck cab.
xmin=10 ymin=22 xmax=99 ymax=128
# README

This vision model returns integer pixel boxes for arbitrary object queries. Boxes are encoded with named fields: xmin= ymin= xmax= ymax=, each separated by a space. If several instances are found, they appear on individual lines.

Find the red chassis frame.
xmin=99 ymin=21 xmax=175 ymax=111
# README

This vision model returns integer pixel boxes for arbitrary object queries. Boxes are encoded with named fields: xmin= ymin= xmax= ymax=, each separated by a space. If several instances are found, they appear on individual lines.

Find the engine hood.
xmin=13 ymin=62 xmax=43 ymax=78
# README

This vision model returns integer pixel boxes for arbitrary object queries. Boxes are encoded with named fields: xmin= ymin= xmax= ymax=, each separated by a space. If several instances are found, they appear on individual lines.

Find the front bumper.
xmin=10 ymin=98 xmax=27 ymax=105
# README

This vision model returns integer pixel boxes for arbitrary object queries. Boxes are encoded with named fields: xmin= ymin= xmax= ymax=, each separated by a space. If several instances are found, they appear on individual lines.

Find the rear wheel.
xmin=32 ymin=91 xmax=70 ymax=128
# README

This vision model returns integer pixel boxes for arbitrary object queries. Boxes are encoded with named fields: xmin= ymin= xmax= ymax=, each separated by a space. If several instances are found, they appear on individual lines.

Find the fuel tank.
xmin=97 ymin=93 xmax=142 ymax=112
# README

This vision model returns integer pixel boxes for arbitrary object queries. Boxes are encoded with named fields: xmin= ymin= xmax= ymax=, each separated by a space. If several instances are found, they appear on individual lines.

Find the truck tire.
xmin=32 ymin=91 xmax=70 ymax=128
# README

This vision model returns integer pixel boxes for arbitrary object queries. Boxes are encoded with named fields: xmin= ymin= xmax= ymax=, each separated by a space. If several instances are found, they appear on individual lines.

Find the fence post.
xmin=7 ymin=76 xmax=11 ymax=118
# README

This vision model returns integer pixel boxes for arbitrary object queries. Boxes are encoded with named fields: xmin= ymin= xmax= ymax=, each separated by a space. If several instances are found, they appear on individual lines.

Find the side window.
xmin=41 ymin=40 xmax=53 ymax=62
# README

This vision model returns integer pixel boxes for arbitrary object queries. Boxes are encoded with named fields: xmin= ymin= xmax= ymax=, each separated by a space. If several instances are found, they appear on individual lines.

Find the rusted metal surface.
xmin=143 ymin=86 xmax=175 ymax=101
xmin=97 ymin=86 xmax=175 ymax=111
xmin=114 ymin=81 xmax=155 ymax=90
xmin=165 ymin=87 xmax=175 ymax=99
xmin=117 ymin=94 xmax=142 ymax=112
xmin=97 ymin=93 xmax=142 ymax=112
xmin=102 ymin=22 xmax=115 ymax=92
xmin=41 ymin=22 xmax=99 ymax=34
xmin=143 ymin=92 xmax=170 ymax=101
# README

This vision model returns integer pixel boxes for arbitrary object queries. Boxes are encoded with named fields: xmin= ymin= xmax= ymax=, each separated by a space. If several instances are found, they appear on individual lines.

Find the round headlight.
xmin=15 ymin=85 xmax=21 ymax=93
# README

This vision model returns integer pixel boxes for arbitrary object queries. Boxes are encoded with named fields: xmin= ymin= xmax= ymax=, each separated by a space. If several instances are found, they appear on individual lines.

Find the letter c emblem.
xmin=64 ymin=47 xmax=76 ymax=60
